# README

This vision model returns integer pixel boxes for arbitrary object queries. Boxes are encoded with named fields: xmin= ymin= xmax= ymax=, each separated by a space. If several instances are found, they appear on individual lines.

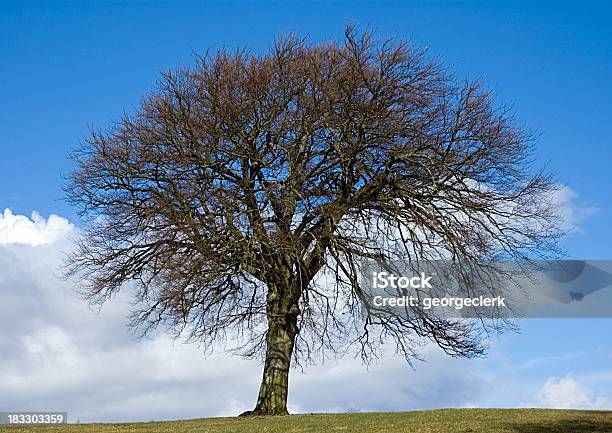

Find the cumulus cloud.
xmin=0 ymin=232 xmax=260 ymax=421
xmin=0 ymin=232 xmax=493 ymax=421
xmin=0 ymin=209 xmax=74 ymax=246
xmin=0 ymin=209 xmax=500 ymax=422
xmin=0 ymin=199 xmax=604 ymax=422
xmin=288 ymin=347 xmax=492 ymax=414
xmin=534 ymin=375 xmax=611 ymax=409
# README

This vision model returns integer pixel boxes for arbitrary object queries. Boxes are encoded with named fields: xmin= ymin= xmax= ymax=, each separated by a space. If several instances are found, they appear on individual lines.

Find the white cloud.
xmin=0 ymin=209 xmax=502 ymax=422
xmin=0 ymin=209 xmax=74 ymax=246
xmin=0 ymin=233 xmax=261 ymax=421
xmin=0 ymin=235 xmax=492 ymax=421
xmin=553 ymin=186 xmax=599 ymax=233
xmin=534 ymin=375 xmax=611 ymax=409
xmin=288 ymin=347 xmax=493 ymax=414
xmin=0 ymin=204 xmax=606 ymax=422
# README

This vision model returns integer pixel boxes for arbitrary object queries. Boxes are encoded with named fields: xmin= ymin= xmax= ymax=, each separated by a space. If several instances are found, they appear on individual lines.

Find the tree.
xmin=64 ymin=27 xmax=562 ymax=416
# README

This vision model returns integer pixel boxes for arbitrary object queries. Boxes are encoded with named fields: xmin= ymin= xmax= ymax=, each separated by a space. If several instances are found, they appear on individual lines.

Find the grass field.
xmin=2 ymin=409 xmax=612 ymax=433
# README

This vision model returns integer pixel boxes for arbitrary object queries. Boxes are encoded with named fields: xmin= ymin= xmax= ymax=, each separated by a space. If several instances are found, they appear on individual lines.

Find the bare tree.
xmin=64 ymin=27 xmax=562 ymax=416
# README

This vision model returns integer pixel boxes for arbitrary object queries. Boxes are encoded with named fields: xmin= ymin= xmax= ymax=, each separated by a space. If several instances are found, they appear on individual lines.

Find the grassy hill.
xmin=2 ymin=409 xmax=612 ymax=433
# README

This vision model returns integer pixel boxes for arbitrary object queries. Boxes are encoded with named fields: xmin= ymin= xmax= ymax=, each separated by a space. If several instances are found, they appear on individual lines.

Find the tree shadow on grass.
xmin=511 ymin=418 xmax=612 ymax=433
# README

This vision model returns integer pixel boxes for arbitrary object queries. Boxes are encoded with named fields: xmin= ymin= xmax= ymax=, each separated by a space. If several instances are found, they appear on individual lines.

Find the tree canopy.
xmin=65 ymin=27 xmax=562 ymax=415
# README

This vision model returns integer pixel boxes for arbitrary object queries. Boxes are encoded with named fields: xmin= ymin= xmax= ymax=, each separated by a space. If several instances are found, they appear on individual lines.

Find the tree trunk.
xmin=243 ymin=281 xmax=300 ymax=416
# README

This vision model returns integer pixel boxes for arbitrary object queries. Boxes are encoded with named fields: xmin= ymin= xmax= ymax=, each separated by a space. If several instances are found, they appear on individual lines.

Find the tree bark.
xmin=243 ymin=280 xmax=300 ymax=416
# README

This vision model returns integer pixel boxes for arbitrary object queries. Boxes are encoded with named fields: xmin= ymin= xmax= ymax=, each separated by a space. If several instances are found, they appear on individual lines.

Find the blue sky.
xmin=1 ymin=1 xmax=611 ymax=256
xmin=0 ymin=1 xmax=611 ymax=419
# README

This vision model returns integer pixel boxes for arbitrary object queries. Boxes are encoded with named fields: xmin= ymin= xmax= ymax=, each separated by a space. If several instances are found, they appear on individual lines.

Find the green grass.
xmin=2 ymin=409 xmax=612 ymax=433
